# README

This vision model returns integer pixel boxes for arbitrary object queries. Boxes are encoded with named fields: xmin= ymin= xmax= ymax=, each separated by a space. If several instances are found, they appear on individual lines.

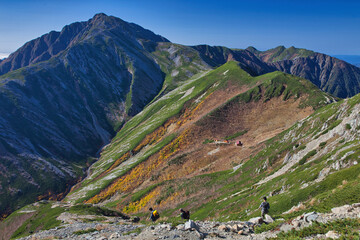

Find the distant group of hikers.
xmin=149 ymin=207 xmax=190 ymax=222
xmin=149 ymin=197 xmax=269 ymax=222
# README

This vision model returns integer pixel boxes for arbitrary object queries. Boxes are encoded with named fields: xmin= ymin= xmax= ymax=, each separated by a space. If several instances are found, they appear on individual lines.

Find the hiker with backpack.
xmin=179 ymin=208 xmax=190 ymax=220
xmin=149 ymin=207 xmax=160 ymax=222
xmin=259 ymin=196 xmax=270 ymax=219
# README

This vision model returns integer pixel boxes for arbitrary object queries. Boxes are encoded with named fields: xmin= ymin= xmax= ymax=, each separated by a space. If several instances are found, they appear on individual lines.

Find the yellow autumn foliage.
xmin=86 ymin=129 xmax=191 ymax=204
xmin=122 ymin=188 xmax=160 ymax=213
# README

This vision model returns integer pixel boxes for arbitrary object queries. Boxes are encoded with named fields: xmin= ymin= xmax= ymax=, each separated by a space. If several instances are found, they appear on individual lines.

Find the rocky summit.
xmin=1 ymin=13 xmax=360 ymax=240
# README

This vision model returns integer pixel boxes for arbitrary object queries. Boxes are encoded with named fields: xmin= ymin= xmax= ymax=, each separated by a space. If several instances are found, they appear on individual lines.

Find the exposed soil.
xmin=0 ymin=212 xmax=34 ymax=240
xmin=107 ymin=83 xmax=316 ymax=212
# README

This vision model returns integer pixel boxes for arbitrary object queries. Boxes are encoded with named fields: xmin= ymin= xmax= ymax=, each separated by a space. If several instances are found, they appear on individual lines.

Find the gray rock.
xmin=97 ymin=237 xmax=107 ymax=240
xmin=109 ymin=232 xmax=121 ymax=239
xmin=331 ymin=205 xmax=352 ymax=214
xmin=218 ymin=225 xmax=229 ymax=231
xmin=230 ymin=224 xmax=241 ymax=232
xmin=292 ymin=220 xmax=301 ymax=228
xmin=264 ymin=214 xmax=274 ymax=223
xmin=304 ymin=212 xmax=319 ymax=222
xmin=184 ymin=220 xmax=199 ymax=231
xmin=195 ymin=231 xmax=205 ymax=239
xmin=176 ymin=224 xmax=184 ymax=230
xmin=279 ymin=223 xmax=293 ymax=232
xmin=325 ymin=230 xmax=340 ymax=239
xmin=244 ymin=221 xmax=254 ymax=226
xmin=352 ymin=203 xmax=360 ymax=208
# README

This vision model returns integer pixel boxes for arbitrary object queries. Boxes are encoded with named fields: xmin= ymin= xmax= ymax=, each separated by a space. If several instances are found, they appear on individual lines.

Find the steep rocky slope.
xmin=0 ymin=13 xmax=173 ymax=215
xmin=0 ymin=22 xmax=86 ymax=75
xmin=247 ymin=46 xmax=360 ymax=98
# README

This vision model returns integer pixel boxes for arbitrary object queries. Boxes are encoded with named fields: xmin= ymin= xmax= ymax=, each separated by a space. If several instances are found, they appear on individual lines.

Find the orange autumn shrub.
xmin=122 ymin=188 xmax=160 ymax=213
xmin=86 ymin=129 xmax=191 ymax=204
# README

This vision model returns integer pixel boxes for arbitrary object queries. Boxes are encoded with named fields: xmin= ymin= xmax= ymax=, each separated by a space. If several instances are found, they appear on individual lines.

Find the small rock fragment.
xmin=325 ymin=230 xmax=340 ymax=239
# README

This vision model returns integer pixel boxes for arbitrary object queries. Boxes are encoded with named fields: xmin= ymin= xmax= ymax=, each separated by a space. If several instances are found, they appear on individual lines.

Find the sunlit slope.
xmin=66 ymin=61 xmax=333 ymax=208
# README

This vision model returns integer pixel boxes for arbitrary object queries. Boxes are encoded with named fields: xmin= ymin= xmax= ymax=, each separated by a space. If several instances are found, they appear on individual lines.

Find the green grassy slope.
xmin=158 ymin=94 xmax=360 ymax=222
xmin=65 ymin=61 xmax=333 ymax=205
xmin=65 ymin=61 xmax=248 ymax=203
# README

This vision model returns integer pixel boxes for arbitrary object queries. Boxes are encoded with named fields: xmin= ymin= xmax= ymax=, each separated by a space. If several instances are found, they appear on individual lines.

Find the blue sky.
xmin=1 ymin=0 xmax=360 ymax=58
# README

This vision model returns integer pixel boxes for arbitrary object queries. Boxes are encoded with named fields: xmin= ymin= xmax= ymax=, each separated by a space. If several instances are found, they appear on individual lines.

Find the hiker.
xmin=179 ymin=208 xmax=190 ymax=220
xmin=149 ymin=207 xmax=160 ymax=222
xmin=258 ymin=196 xmax=270 ymax=219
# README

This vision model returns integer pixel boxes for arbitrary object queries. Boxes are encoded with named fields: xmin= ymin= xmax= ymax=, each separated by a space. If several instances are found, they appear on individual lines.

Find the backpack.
xmin=153 ymin=210 xmax=160 ymax=219
xmin=265 ymin=202 xmax=270 ymax=210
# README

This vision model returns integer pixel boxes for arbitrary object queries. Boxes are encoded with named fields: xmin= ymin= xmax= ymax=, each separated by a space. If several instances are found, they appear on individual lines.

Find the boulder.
xmin=218 ymin=225 xmax=229 ymax=231
xmin=331 ymin=205 xmax=352 ymax=214
xmin=279 ymin=223 xmax=293 ymax=232
xmin=176 ymin=224 xmax=184 ymax=230
xmin=325 ymin=230 xmax=340 ymax=239
xmin=230 ymin=224 xmax=240 ymax=232
xmin=131 ymin=216 xmax=140 ymax=223
xmin=184 ymin=220 xmax=199 ymax=231
xmin=242 ymin=228 xmax=254 ymax=235
xmin=244 ymin=221 xmax=254 ymax=226
xmin=304 ymin=212 xmax=319 ymax=222
xmin=352 ymin=203 xmax=360 ymax=208
xmin=236 ymin=224 xmax=244 ymax=229
xmin=264 ymin=214 xmax=274 ymax=223
xmin=109 ymin=233 xmax=121 ymax=239
xmin=159 ymin=223 xmax=172 ymax=230
xmin=292 ymin=220 xmax=301 ymax=228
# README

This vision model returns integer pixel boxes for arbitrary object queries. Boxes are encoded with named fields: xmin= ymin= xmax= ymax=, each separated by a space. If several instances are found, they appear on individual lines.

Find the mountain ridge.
xmin=0 ymin=13 xmax=169 ymax=76
xmin=0 ymin=13 xmax=360 ymax=219
xmin=247 ymin=46 xmax=360 ymax=98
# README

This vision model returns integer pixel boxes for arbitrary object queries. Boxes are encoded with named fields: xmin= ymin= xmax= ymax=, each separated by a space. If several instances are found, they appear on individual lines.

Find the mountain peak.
xmin=93 ymin=12 xmax=108 ymax=18
xmin=90 ymin=13 xmax=114 ymax=23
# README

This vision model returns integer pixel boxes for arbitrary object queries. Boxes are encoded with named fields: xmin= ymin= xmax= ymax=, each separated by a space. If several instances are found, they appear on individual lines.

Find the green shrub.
xmin=203 ymin=139 xmax=214 ymax=144
xmin=299 ymin=150 xmax=317 ymax=165
xmin=319 ymin=142 xmax=327 ymax=148
xmin=254 ymin=220 xmax=284 ymax=233
xmin=225 ymin=130 xmax=248 ymax=140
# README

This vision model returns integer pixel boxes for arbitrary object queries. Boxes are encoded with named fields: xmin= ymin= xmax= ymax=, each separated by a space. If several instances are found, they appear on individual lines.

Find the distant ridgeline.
xmin=0 ymin=13 xmax=360 ymax=217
